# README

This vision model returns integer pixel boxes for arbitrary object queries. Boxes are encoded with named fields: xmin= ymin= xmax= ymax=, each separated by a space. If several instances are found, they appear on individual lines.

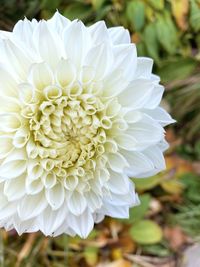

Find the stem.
xmin=0 ymin=230 xmax=4 ymax=267
xmin=63 ymin=234 xmax=69 ymax=266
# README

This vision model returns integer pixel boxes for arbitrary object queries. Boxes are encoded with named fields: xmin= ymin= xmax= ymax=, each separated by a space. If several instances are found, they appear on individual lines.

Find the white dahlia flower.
xmin=0 ymin=12 xmax=174 ymax=238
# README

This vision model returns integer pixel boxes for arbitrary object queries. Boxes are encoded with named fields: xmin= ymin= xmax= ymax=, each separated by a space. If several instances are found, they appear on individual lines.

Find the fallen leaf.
xmin=164 ymin=226 xmax=188 ymax=250
xmin=98 ymin=259 xmax=132 ymax=267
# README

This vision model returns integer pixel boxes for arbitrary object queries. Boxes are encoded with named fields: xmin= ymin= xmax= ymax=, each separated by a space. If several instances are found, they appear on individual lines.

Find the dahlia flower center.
xmin=20 ymin=81 xmax=111 ymax=182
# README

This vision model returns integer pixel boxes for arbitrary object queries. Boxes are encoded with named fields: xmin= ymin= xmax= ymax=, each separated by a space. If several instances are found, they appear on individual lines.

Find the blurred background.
xmin=1 ymin=0 xmax=200 ymax=266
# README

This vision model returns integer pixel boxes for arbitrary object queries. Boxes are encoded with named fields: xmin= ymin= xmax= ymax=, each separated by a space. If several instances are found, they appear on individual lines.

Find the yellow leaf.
xmin=171 ymin=0 xmax=189 ymax=30
xmin=161 ymin=179 xmax=184 ymax=195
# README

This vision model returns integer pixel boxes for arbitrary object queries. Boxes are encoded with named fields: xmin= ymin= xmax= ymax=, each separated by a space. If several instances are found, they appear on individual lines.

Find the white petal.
xmin=85 ymin=190 xmax=102 ymax=212
xmin=63 ymin=20 xmax=92 ymax=68
xmin=47 ymin=11 xmax=70 ymax=35
xmin=136 ymin=146 xmax=166 ymax=178
xmin=18 ymin=191 xmax=47 ymax=220
xmin=134 ymin=57 xmax=153 ymax=79
xmin=13 ymin=128 xmax=30 ymax=148
xmin=0 ymin=136 xmax=14 ymax=159
xmin=127 ymin=114 xmax=164 ymax=150
xmin=143 ymin=85 xmax=164 ymax=109
xmin=144 ymin=107 xmax=176 ymax=126
xmin=0 ymin=30 xmax=11 ymax=38
xmin=68 ymin=191 xmax=87 ymax=216
xmin=38 ymin=204 xmax=66 ymax=235
xmin=0 ymin=39 xmax=31 ymax=80
xmin=4 ymin=174 xmax=26 ymax=201
xmin=121 ymin=149 xmax=154 ymax=177
xmin=28 ymin=62 xmax=54 ymax=91
xmin=108 ymin=170 xmax=130 ymax=194
xmin=102 ymin=203 xmax=129 ymax=218
xmin=108 ymin=26 xmax=130 ymax=45
xmin=0 ymin=150 xmax=26 ymax=179
xmin=26 ymin=179 xmax=44 ymax=195
xmin=13 ymin=215 xmax=38 ymax=235
xmin=45 ymin=182 xmax=65 ymax=210
xmin=102 ymin=69 xmax=129 ymax=98
xmin=13 ymin=18 xmax=38 ymax=58
xmin=56 ymin=59 xmax=76 ymax=87
xmin=113 ymin=44 xmax=137 ymax=81
xmin=0 ymin=113 xmax=21 ymax=133
xmin=118 ymin=79 xmax=154 ymax=109
xmin=89 ymin=21 xmax=109 ymax=44
xmin=84 ymin=42 xmax=114 ymax=80
xmin=107 ymin=152 xmax=129 ymax=173
xmin=115 ymin=133 xmax=137 ymax=150
xmin=34 ymin=21 xmax=61 ymax=68
xmin=0 ymin=66 xmax=18 ymax=98
xmin=68 ymin=209 xmax=94 ymax=238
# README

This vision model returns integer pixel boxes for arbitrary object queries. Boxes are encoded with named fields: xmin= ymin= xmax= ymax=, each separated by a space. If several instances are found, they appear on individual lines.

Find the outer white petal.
xmin=0 ymin=30 xmax=11 ymax=38
xmin=45 ymin=182 xmax=65 ymax=210
xmin=144 ymin=107 xmax=176 ymax=126
xmin=0 ymin=66 xmax=18 ymax=98
xmin=121 ymin=149 xmax=154 ymax=177
xmin=18 ymin=191 xmax=48 ymax=220
xmin=108 ymin=26 xmax=130 ymax=45
xmin=107 ymin=152 xmax=129 ymax=173
xmin=127 ymin=114 xmax=164 ymax=150
xmin=0 ymin=194 xmax=17 ymax=219
xmin=67 ymin=191 xmax=87 ymax=216
xmin=47 ymin=11 xmax=70 ymax=35
xmin=85 ymin=190 xmax=102 ymax=212
xmin=68 ymin=209 xmax=94 ymax=238
xmin=118 ymin=79 xmax=154 ymax=109
xmin=33 ymin=21 xmax=61 ymax=68
xmin=12 ymin=18 xmax=38 ymax=58
xmin=4 ymin=174 xmax=26 ymax=201
xmin=143 ymin=85 xmax=164 ymax=109
xmin=107 ymin=170 xmax=130 ymax=194
xmin=0 ymin=136 xmax=14 ymax=159
xmin=102 ymin=69 xmax=129 ymax=98
xmin=84 ymin=42 xmax=114 ymax=80
xmin=135 ymin=146 xmax=166 ymax=178
xmin=0 ymin=39 xmax=31 ymax=80
xmin=113 ymin=44 xmax=137 ymax=80
xmin=38 ymin=204 xmax=66 ymax=235
xmin=13 ymin=215 xmax=38 ymax=235
xmin=63 ymin=20 xmax=92 ymax=69
xmin=88 ymin=21 xmax=110 ymax=44
xmin=0 ymin=150 xmax=26 ymax=180
xmin=134 ymin=57 xmax=153 ymax=79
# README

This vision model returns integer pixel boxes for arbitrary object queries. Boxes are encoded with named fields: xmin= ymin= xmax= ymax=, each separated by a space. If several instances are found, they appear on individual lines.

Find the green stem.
xmin=0 ymin=230 xmax=4 ymax=267
xmin=63 ymin=234 xmax=68 ymax=267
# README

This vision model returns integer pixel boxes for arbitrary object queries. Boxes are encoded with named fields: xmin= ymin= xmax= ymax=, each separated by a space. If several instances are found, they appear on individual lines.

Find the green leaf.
xmin=147 ymin=0 xmax=164 ymax=10
xmin=130 ymin=220 xmax=163 ymax=244
xmin=41 ymin=0 xmax=62 ymax=10
xmin=190 ymin=0 xmax=200 ymax=32
xmin=91 ymin=0 xmax=106 ymax=10
xmin=128 ymin=194 xmax=151 ymax=222
xmin=143 ymin=23 xmax=160 ymax=62
xmin=132 ymin=175 xmax=161 ymax=191
xmin=142 ymin=243 xmax=171 ymax=257
xmin=84 ymin=246 xmax=98 ymax=266
xmin=157 ymin=58 xmax=197 ymax=83
xmin=126 ymin=0 xmax=145 ymax=31
xmin=156 ymin=13 xmax=178 ymax=54
xmin=63 ymin=3 xmax=92 ymax=21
